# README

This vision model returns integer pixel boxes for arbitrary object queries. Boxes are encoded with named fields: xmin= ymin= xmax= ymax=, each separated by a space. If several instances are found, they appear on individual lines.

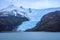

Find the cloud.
xmin=29 ymin=1 xmax=48 ymax=9
xmin=0 ymin=0 xmax=60 ymax=10
xmin=14 ymin=0 xmax=60 ymax=9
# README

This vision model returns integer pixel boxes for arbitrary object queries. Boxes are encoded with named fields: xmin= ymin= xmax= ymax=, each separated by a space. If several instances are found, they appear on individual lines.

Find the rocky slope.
xmin=25 ymin=11 xmax=60 ymax=32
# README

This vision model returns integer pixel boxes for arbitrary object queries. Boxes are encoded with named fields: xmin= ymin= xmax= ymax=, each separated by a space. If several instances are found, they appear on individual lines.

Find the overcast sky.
xmin=0 ymin=0 xmax=60 ymax=9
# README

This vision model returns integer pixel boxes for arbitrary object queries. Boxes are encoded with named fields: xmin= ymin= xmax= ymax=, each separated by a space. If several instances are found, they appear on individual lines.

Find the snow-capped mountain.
xmin=0 ymin=5 xmax=31 ymax=18
xmin=0 ymin=5 xmax=17 ymax=11
xmin=0 ymin=5 xmax=26 ymax=11
xmin=0 ymin=5 xmax=30 ymax=32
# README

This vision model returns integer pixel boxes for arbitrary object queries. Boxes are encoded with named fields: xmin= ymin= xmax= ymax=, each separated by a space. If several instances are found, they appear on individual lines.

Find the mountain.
xmin=2 ymin=5 xmax=60 ymax=31
xmin=25 ymin=7 xmax=60 ymax=32
xmin=24 ymin=7 xmax=60 ymax=31
xmin=0 ymin=5 xmax=29 ymax=32
xmin=25 ymin=11 xmax=60 ymax=32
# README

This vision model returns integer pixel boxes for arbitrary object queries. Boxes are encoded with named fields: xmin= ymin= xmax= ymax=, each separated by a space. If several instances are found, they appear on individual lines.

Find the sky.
xmin=0 ymin=0 xmax=60 ymax=9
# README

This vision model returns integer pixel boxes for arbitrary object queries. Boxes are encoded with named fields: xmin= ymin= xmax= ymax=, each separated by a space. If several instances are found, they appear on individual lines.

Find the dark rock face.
xmin=25 ymin=11 xmax=60 ymax=32
xmin=0 ymin=11 xmax=29 ymax=32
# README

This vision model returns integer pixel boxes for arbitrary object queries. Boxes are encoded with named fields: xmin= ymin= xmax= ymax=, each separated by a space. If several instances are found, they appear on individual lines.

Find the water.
xmin=0 ymin=32 xmax=60 ymax=40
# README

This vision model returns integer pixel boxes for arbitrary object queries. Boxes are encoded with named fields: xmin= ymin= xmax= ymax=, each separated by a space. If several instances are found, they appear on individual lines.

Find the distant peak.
xmin=20 ymin=6 xmax=25 ymax=10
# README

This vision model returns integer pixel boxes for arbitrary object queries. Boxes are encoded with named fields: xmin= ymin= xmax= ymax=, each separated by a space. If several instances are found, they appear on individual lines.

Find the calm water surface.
xmin=0 ymin=32 xmax=60 ymax=40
